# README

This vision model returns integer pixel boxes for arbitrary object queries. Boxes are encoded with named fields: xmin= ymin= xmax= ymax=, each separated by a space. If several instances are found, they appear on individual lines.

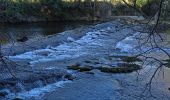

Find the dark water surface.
xmin=0 ymin=21 xmax=97 ymax=44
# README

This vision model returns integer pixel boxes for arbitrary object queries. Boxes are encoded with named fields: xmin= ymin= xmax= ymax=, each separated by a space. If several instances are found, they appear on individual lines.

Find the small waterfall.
xmin=6 ymin=80 xmax=72 ymax=100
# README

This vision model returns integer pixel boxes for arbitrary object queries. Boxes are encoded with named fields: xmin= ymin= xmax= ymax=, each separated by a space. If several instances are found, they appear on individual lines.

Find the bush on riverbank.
xmin=0 ymin=0 xmax=169 ymax=23
xmin=0 ymin=0 xmax=112 ymax=22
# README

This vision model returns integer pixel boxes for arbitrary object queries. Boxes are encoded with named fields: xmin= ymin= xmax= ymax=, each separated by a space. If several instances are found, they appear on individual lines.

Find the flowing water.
xmin=1 ymin=21 xmax=170 ymax=100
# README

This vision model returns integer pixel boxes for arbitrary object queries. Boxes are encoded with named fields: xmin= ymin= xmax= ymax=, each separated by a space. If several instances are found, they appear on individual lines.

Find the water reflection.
xmin=0 ymin=21 xmax=97 ymax=44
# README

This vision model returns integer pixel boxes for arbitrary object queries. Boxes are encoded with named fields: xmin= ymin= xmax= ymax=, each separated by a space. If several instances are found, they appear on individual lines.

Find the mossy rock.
xmin=67 ymin=64 xmax=92 ymax=72
xmin=117 ymin=63 xmax=141 ymax=68
xmin=113 ymin=56 xmax=142 ymax=63
xmin=98 ymin=63 xmax=141 ymax=73
xmin=163 ymin=59 xmax=170 ymax=68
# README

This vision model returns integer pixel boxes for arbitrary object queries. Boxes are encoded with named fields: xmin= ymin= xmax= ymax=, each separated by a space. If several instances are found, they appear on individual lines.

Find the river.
xmin=1 ymin=20 xmax=170 ymax=100
xmin=0 ymin=21 xmax=98 ymax=44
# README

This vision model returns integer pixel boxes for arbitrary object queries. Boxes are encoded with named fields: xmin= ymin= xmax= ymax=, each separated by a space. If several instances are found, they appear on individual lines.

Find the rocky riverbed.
xmin=1 ymin=20 xmax=170 ymax=100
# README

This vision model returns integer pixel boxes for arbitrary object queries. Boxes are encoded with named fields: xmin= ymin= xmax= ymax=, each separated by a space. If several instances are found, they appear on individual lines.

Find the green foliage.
xmin=0 ymin=0 xmax=97 ymax=21
xmin=136 ymin=0 xmax=159 ymax=7
xmin=0 ymin=0 xmax=169 ymax=21
xmin=136 ymin=0 xmax=149 ymax=7
xmin=0 ymin=0 xmax=41 ymax=17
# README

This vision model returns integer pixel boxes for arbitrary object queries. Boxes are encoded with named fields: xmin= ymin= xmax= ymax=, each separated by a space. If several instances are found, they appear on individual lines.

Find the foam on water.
xmin=7 ymin=30 xmax=110 ymax=65
xmin=115 ymin=32 xmax=170 ymax=54
xmin=8 ymin=49 xmax=55 ymax=61
xmin=8 ymin=24 xmax=140 ymax=66
xmin=115 ymin=32 xmax=140 ymax=53
xmin=7 ymin=80 xmax=71 ymax=100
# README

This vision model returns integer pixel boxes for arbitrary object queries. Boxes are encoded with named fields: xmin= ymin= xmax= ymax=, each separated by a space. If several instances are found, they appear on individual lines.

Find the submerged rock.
xmin=13 ymin=97 xmax=23 ymax=100
xmin=16 ymin=37 xmax=28 ymax=42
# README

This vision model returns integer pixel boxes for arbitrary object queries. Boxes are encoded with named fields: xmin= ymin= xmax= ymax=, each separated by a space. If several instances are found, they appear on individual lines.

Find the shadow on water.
xmin=0 ymin=21 xmax=98 ymax=44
